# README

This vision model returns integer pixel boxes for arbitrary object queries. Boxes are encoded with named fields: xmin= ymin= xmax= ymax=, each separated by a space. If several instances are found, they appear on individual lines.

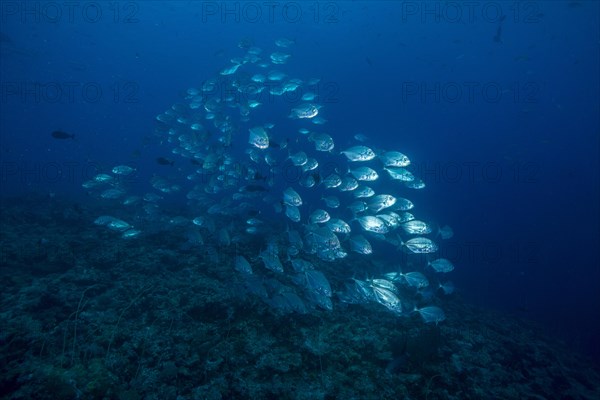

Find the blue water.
xmin=1 ymin=1 xmax=599 ymax=363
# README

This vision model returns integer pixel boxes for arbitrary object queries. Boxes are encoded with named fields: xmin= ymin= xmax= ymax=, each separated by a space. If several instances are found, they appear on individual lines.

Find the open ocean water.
xmin=1 ymin=1 xmax=599 ymax=399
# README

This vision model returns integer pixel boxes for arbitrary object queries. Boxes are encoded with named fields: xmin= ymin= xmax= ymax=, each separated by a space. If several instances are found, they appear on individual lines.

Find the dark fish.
xmin=156 ymin=157 xmax=174 ymax=166
xmin=51 ymin=130 xmax=75 ymax=139
xmin=312 ymin=172 xmax=322 ymax=186
xmin=270 ymin=138 xmax=289 ymax=149
xmin=238 ymin=37 xmax=253 ymax=49
xmin=365 ymin=56 xmax=373 ymax=67
xmin=190 ymin=159 xmax=200 ymax=165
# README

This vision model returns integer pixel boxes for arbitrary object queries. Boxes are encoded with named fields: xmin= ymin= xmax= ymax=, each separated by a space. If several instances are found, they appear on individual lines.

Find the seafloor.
xmin=1 ymin=195 xmax=598 ymax=400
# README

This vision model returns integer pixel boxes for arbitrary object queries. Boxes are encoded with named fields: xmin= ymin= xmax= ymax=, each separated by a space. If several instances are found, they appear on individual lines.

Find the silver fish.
xmin=327 ymin=218 xmax=351 ymax=234
xmin=356 ymin=216 xmax=389 ymax=234
xmin=322 ymin=195 xmax=340 ymax=208
xmin=340 ymin=145 xmax=376 ymax=162
xmin=384 ymin=167 xmax=414 ymax=181
xmin=353 ymin=186 xmax=375 ymax=198
xmin=121 ymin=229 xmax=141 ymax=239
xmin=106 ymin=218 xmax=131 ymax=232
xmin=248 ymin=126 xmax=269 ymax=149
xmin=415 ymin=306 xmax=445 ymax=324
xmin=289 ymin=103 xmax=320 ymax=119
xmin=428 ymin=258 xmax=455 ymax=273
xmin=401 ymin=271 xmax=429 ymax=288
xmin=322 ymin=173 xmax=342 ymax=188
xmin=289 ymin=151 xmax=308 ymax=166
xmin=404 ymin=178 xmax=425 ymax=189
xmin=366 ymin=194 xmax=396 ymax=213
xmin=285 ymin=204 xmax=301 ymax=222
xmin=309 ymin=209 xmax=330 ymax=224
xmin=270 ymin=52 xmax=291 ymax=64
xmin=380 ymin=151 xmax=410 ymax=167
xmin=349 ymin=234 xmax=372 ymax=254
xmin=401 ymin=220 xmax=432 ymax=235
xmin=234 ymin=255 xmax=253 ymax=274
xmin=283 ymin=187 xmax=302 ymax=206
xmin=372 ymin=286 xmax=402 ymax=314
xmin=309 ymin=132 xmax=334 ymax=151
xmin=338 ymin=176 xmax=359 ymax=191
xmin=350 ymin=166 xmax=379 ymax=181
xmin=259 ymin=246 xmax=284 ymax=273
xmin=112 ymin=165 xmax=136 ymax=175
xmin=403 ymin=237 xmax=438 ymax=254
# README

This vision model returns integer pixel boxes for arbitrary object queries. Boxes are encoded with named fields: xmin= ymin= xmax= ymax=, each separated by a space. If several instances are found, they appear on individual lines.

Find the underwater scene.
xmin=1 ymin=1 xmax=599 ymax=399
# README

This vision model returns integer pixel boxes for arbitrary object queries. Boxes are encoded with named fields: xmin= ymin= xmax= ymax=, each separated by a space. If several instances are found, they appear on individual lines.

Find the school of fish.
xmin=82 ymin=39 xmax=456 ymax=323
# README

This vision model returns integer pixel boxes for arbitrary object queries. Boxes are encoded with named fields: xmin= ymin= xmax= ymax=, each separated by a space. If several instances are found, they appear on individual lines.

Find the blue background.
xmin=1 ymin=1 xmax=599 ymax=363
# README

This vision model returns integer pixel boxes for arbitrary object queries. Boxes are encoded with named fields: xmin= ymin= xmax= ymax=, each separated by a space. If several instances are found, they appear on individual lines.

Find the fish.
xmin=234 ymin=255 xmax=253 ymax=275
xmin=401 ymin=220 xmax=432 ymax=235
xmin=275 ymin=37 xmax=295 ymax=48
xmin=121 ymin=229 xmax=141 ymax=239
xmin=356 ymin=216 xmax=389 ymax=234
xmin=438 ymin=225 xmax=454 ymax=239
xmin=401 ymin=272 xmax=429 ymax=288
xmin=415 ymin=306 xmax=446 ymax=324
xmin=353 ymin=133 xmax=370 ymax=142
xmin=301 ymin=270 xmax=332 ymax=298
xmin=372 ymin=286 xmax=402 ymax=314
xmin=348 ymin=234 xmax=372 ymax=254
xmin=259 ymin=248 xmax=284 ymax=273
xmin=100 ymin=188 xmax=126 ymax=199
xmin=379 ymin=151 xmax=410 ymax=167
xmin=51 ymin=130 xmax=75 ymax=139
xmin=248 ymin=126 xmax=269 ymax=149
xmin=309 ymin=209 xmax=330 ymax=224
xmin=327 ymin=218 xmax=351 ymax=234
xmin=283 ymin=187 xmax=302 ymax=206
xmin=366 ymin=194 xmax=396 ymax=213
xmin=291 ymin=258 xmax=313 ymax=272
xmin=402 ymin=237 xmax=438 ymax=254
xmin=288 ymin=151 xmax=308 ymax=166
xmin=322 ymin=195 xmax=340 ymax=209
xmin=270 ymin=52 xmax=291 ymax=64
xmin=322 ymin=173 xmax=342 ymax=188
xmin=309 ymin=132 xmax=334 ymax=152
xmin=285 ymin=204 xmax=301 ymax=222
xmin=156 ymin=157 xmax=174 ymax=166
xmin=384 ymin=167 xmax=414 ymax=181
xmin=353 ymin=186 xmax=375 ymax=198
xmin=289 ymin=103 xmax=320 ymax=119
xmin=338 ymin=176 xmax=359 ymax=191
xmin=428 ymin=258 xmax=455 ymax=273
xmin=350 ymin=166 xmax=379 ymax=181
xmin=112 ymin=165 xmax=136 ymax=175
xmin=340 ymin=146 xmax=376 ymax=162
